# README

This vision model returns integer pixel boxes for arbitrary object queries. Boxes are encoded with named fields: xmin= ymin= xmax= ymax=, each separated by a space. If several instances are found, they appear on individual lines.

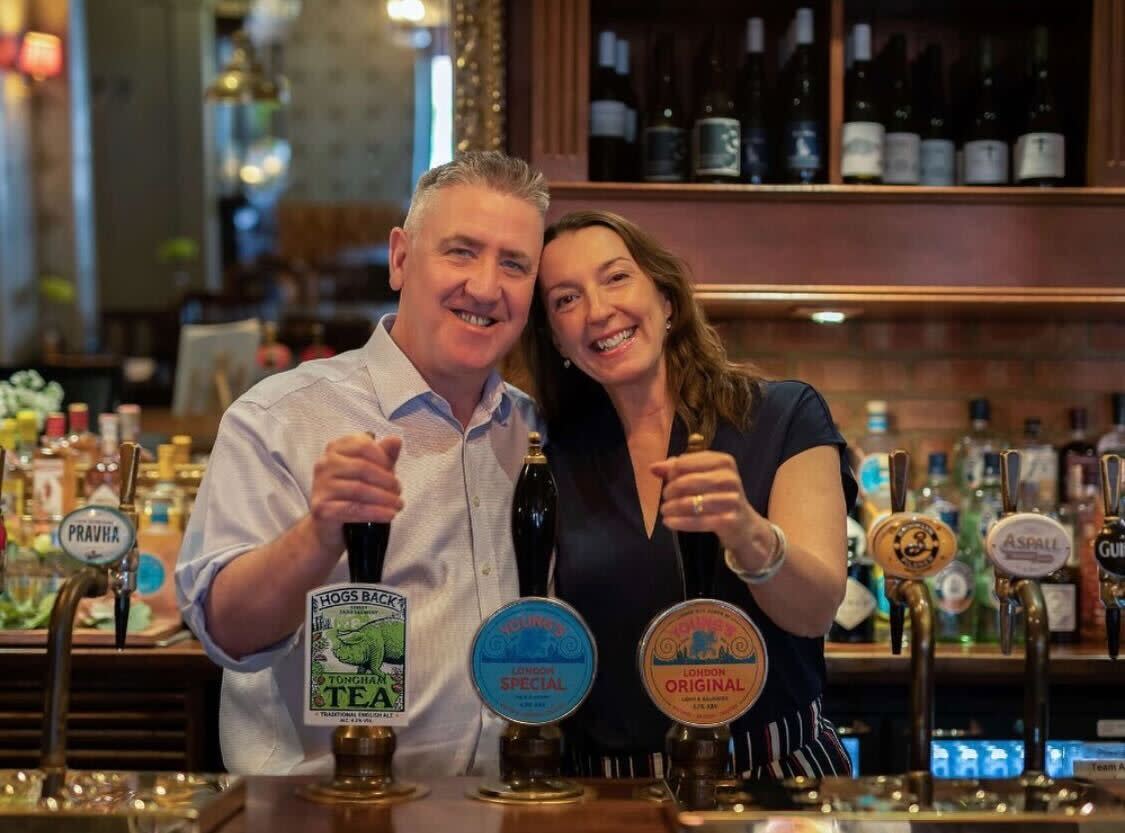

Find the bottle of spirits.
xmin=692 ymin=29 xmax=740 ymax=183
xmin=141 ymin=444 xmax=185 ymax=533
xmin=1041 ymin=538 xmax=1081 ymax=646
xmin=968 ymin=453 xmax=1004 ymax=644
xmin=615 ymin=37 xmax=639 ymax=182
xmin=1018 ymin=417 xmax=1058 ymax=514
xmin=1097 ymin=393 xmax=1125 ymax=516
xmin=783 ymin=8 xmax=822 ymax=183
xmin=13 ymin=410 xmax=39 ymax=517
xmin=33 ymin=412 xmax=76 ymax=520
xmin=1057 ymin=463 xmax=1100 ymax=642
xmin=589 ymin=30 xmax=626 ymax=182
xmin=1014 ymin=26 xmax=1064 ymax=186
xmin=65 ymin=403 xmax=99 ymax=469
xmin=829 ymin=503 xmax=877 ymax=643
xmin=856 ymin=400 xmax=897 ymax=528
xmin=841 ymin=23 xmax=883 ymax=184
xmin=84 ymin=413 xmax=121 ymax=507
xmin=1 ymin=419 xmax=24 ymax=521
xmin=136 ymin=444 xmax=188 ymax=622
xmin=918 ymin=44 xmax=955 ymax=185
xmin=952 ymin=398 xmax=1006 ymax=497
xmin=882 ymin=34 xmax=921 ymax=185
xmin=916 ymin=452 xmax=959 ymax=530
xmin=918 ymin=453 xmax=975 ymax=644
xmin=738 ymin=17 xmax=770 ymax=184
xmin=1057 ymin=407 xmax=1098 ymax=508
xmin=642 ymin=35 xmax=687 ymax=183
xmin=963 ymin=36 xmax=1009 ymax=185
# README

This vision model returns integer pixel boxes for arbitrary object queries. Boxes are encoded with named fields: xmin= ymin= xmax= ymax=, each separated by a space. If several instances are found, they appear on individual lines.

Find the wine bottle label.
xmin=623 ymin=107 xmax=638 ymax=144
xmin=469 ymin=597 xmax=596 ymax=725
xmin=884 ymin=132 xmax=921 ymax=184
xmin=835 ymin=576 xmax=877 ymax=630
xmin=643 ymin=125 xmax=687 ymax=182
xmin=933 ymin=561 xmax=975 ymax=614
xmin=741 ymin=126 xmax=769 ymax=183
xmin=304 ymin=582 xmax=409 ymax=726
xmin=693 ymin=117 xmax=740 ymax=177
xmin=1015 ymin=132 xmax=1064 ymax=181
xmin=1041 ymin=582 xmax=1076 ymax=632
xmin=963 ymin=140 xmax=1008 ymax=184
xmin=785 ymin=120 xmax=821 ymax=172
xmin=33 ymin=458 xmax=65 ymax=517
xmin=920 ymin=139 xmax=955 ymax=185
xmin=590 ymin=99 xmax=627 ymax=138
xmin=841 ymin=121 xmax=884 ymax=178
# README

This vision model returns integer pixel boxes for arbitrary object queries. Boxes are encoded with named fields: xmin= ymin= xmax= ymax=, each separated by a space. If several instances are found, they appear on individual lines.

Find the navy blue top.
xmin=548 ymin=379 xmax=858 ymax=757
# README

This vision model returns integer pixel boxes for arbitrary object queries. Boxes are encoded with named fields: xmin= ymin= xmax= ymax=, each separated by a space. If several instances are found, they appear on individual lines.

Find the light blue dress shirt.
xmin=176 ymin=315 xmax=541 ymax=776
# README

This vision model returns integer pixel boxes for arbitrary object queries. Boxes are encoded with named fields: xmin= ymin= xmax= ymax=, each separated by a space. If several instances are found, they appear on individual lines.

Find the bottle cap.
xmin=866 ymin=400 xmax=888 ymax=415
xmin=68 ymin=403 xmax=89 ymax=433
xmin=615 ymin=38 xmax=630 ymax=75
xmin=852 ymin=23 xmax=872 ymax=61
xmin=598 ymin=30 xmax=616 ymax=68
xmin=928 ymin=452 xmax=948 ymax=475
xmin=969 ymin=398 xmax=991 ymax=421
xmin=795 ymin=8 xmax=814 ymax=45
xmin=746 ymin=17 xmax=764 ymax=54
xmin=983 ymin=452 xmax=1001 ymax=475
xmin=157 ymin=444 xmax=176 ymax=481
xmin=45 ymin=412 xmax=65 ymax=438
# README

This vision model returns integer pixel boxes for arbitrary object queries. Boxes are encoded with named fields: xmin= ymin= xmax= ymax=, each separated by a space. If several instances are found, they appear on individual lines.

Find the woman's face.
xmin=539 ymin=225 xmax=672 ymax=392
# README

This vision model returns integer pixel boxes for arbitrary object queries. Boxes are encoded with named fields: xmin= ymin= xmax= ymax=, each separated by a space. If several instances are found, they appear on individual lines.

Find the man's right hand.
xmin=308 ymin=433 xmax=404 ymax=557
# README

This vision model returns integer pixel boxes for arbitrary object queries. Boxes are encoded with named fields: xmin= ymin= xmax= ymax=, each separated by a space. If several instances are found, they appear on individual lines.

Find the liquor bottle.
xmin=13 ymin=410 xmax=39 ymax=517
xmin=952 ymin=398 xmax=1006 ymax=496
xmin=963 ymin=36 xmax=1009 ymax=185
xmin=856 ymin=400 xmax=897 ymax=529
xmin=1057 ymin=407 xmax=1098 ymax=507
xmin=511 ymin=432 xmax=557 ymax=598
xmin=883 ymin=34 xmax=920 ymax=185
xmin=968 ymin=453 xmax=1004 ymax=643
xmin=615 ymin=37 xmax=638 ymax=182
xmin=642 ymin=34 xmax=687 ymax=183
xmin=692 ymin=29 xmax=740 ymax=183
xmin=65 ymin=403 xmax=99 ymax=469
xmin=1041 ymin=535 xmax=1081 ymax=646
xmin=1 ymin=419 xmax=23 ymax=521
xmin=917 ymin=453 xmax=973 ymax=644
xmin=141 ymin=444 xmax=185 ymax=533
xmin=1019 ymin=417 xmax=1058 ymax=514
xmin=782 ymin=8 xmax=822 ymax=183
xmin=171 ymin=434 xmax=193 ymax=466
xmin=589 ymin=30 xmax=626 ymax=182
xmin=1057 ymin=463 xmax=1100 ymax=642
xmin=1096 ymin=393 xmax=1125 ymax=516
xmin=1014 ymin=26 xmax=1064 ymax=186
xmin=916 ymin=452 xmax=959 ymax=531
xmin=841 ymin=23 xmax=883 ymax=184
xmin=918 ymin=44 xmax=955 ymax=185
xmin=84 ymin=413 xmax=121 ymax=507
xmin=829 ymin=504 xmax=877 ymax=643
xmin=738 ymin=17 xmax=770 ymax=184
xmin=33 ymin=412 xmax=76 ymax=520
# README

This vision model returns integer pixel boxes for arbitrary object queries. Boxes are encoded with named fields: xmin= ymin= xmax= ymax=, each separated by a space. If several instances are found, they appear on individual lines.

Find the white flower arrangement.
xmin=0 ymin=370 xmax=65 ymax=428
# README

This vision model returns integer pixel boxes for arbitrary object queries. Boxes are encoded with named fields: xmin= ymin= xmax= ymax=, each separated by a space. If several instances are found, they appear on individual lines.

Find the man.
xmin=176 ymin=151 xmax=549 ymax=776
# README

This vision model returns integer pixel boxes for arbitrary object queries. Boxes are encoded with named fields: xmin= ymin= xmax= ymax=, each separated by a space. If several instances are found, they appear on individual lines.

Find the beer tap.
xmin=866 ymin=449 xmax=956 ymax=807
xmin=984 ymin=450 xmax=1071 ymax=779
xmin=1095 ymin=454 xmax=1125 ymax=658
xmin=42 ymin=441 xmax=141 ymax=799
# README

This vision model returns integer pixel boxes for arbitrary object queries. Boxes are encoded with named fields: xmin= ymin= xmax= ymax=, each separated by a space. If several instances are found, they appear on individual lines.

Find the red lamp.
xmin=17 ymin=32 xmax=63 ymax=81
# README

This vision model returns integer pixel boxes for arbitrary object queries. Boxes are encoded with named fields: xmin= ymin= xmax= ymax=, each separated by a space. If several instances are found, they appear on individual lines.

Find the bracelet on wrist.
xmin=724 ymin=522 xmax=787 ymax=585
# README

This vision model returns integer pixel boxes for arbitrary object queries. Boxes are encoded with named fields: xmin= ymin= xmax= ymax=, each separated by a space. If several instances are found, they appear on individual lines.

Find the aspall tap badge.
xmin=470 ymin=597 xmax=596 ymax=725
xmin=985 ymin=514 xmax=1071 ymax=579
xmin=57 ymin=506 xmax=135 ymax=567
xmin=303 ymin=583 xmax=409 ymax=726
xmin=868 ymin=512 xmax=957 ymax=580
xmin=638 ymin=599 xmax=768 ymax=728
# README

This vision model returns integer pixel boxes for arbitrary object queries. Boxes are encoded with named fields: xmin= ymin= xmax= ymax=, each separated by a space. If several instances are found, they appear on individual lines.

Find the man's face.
xmin=388 ymin=183 xmax=543 ymax=391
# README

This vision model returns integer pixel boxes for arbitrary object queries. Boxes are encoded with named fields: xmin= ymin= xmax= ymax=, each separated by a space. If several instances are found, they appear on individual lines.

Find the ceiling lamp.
xmin=205 ymin=30 xmax=284 ymax=104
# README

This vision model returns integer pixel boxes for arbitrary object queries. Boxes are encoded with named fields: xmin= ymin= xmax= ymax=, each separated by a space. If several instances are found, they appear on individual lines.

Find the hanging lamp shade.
xmin=205 ymin=30 xmax=284 ymax=104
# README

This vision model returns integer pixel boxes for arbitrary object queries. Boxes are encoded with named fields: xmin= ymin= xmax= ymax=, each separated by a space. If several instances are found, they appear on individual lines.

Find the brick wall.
xmin=713 ymin=317 xmax=1125 ymax=482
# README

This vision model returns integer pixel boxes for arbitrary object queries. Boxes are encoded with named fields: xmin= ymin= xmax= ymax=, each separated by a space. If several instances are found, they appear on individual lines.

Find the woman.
xmin=521 ymin=210 xmax=857 ymax=780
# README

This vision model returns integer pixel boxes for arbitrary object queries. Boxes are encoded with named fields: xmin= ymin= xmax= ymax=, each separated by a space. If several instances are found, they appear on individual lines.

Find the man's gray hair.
xmin=403 ymin=151 xmax=549 ymax=233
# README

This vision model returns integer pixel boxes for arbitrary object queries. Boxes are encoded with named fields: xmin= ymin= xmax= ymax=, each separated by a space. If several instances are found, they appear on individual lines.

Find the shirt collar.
xmin=366 ymin=314 xmax=511 ymax=424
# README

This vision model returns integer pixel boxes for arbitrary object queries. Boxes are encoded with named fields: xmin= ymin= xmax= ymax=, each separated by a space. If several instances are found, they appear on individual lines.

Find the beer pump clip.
xmin=1095 ymin=454 xmax=1125 ymax=658
xmin=469 ymin=432 xmax=597 ymax=804
xmin=983 ymin=449 xmax=1069 ymax=779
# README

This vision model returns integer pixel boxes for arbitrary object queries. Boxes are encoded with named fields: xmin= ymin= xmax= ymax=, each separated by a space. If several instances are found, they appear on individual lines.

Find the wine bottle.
xmin=589 ymin=30 xmax=626 ymax=181
xmin=963 ymin=36 xmax=1009 ymax=185
xmin=841 ymin=23 xmax=883 ymax=184
xmin=615 ymin=37 xmax=639 ymax=182
xmin=783 ymin=8 xmax=822 ymax=183
xmin=642 ymin=35 xmax=687 ymax=182
xmin=918 ymin=44 xmax=955 ymax=185
xmin=883 ymin=34 xmax=920 ymax=185
xmin=738 ymin=17 xmax=770 ymax=184
xmin=1014 ymin=26 xmax=1064 ymax=186
xmin=692 ymin=29 xmax=740 ymax=182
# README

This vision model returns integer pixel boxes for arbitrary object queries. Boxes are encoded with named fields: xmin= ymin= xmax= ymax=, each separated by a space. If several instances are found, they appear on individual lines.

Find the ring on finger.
xmin=692 ymin=494 xmax=704 ymax=515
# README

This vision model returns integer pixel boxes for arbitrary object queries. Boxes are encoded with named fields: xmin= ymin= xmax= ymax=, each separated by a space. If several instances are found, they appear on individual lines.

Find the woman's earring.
xmin=562 ymin=357 xmax=571 ymax=369
xmin=666 ymin=318 xmax=672 ymax=331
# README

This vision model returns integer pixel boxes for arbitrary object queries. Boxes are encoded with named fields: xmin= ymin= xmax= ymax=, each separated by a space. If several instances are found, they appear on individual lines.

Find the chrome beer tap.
xmin=1095 ymin=454 xmax=1125 ymax=658
xmin=42 ymin=441 xmax=142 ymax=799
xmin=866 ymin=449 xmax=956 ymax=807
xmin=984 ymin=450 xmax=1071 ymax=778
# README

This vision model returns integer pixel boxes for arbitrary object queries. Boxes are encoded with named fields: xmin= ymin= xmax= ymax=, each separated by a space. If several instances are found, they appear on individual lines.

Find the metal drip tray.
xmin=674 ymin=774 xmax=1125 ymax=829
xmin=0 ymin=770 xmax=244 ymax=832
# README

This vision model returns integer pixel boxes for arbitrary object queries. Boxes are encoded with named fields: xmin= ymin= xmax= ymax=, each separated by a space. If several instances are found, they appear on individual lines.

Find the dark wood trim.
xmin=1088 ymin=0 xmax=1125 ymax=185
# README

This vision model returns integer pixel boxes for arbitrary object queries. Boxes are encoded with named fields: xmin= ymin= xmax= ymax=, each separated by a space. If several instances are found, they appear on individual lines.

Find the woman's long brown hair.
xmin=519 ymin=210 xmax=763 ymax=443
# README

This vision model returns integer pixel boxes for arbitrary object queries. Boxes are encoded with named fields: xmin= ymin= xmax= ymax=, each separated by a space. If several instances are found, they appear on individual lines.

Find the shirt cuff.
xmin=176 ymin=544 xmax=302 ymax=673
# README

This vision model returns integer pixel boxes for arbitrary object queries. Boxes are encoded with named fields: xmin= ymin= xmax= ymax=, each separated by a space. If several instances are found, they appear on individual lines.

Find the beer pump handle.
xmin=113 ymin=443 xmax=142 ymax=649
xmin=890 ymin=449 xmax=908 ymax=515
xmin=1000 ymin=450 xmax=1021 ymax=516
xmin=1102 ymin=454 xmax=1122 ymax=519
xmin=890 ymin=599 xmax=905 ymax=656
xmin=676 ymin=433 xmax=717 ymax=600
xmin=512 ymin=432 xmax=557 ymax=598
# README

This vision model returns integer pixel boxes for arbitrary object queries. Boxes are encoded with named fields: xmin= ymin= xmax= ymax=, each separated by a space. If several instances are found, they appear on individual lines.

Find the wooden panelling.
xmin=1089 ymin=0 xmax=1125 ymax=185
xmin=529 ymin=0 xmax=589 ymax=180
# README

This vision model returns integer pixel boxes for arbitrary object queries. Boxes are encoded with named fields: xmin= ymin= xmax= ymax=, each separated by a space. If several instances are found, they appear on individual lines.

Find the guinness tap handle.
xmin=344 ymin=522 xmax=390 ymax=584
xmin=512 ymin=432 xmax=557 ymax=598
xmin=890 ymin=449 xmax=909 ymax=515
xmin=1000 ymin=450 xmax=1021 ymax=516
xmin=1102 ymin=454 xmax=1122 ymax=519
